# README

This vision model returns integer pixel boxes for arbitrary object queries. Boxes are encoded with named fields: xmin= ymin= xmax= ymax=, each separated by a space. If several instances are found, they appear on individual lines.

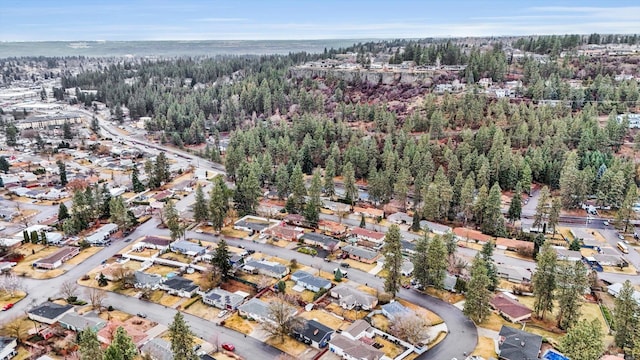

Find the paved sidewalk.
xmin=368 ymin=262 xmax=384 ymax=274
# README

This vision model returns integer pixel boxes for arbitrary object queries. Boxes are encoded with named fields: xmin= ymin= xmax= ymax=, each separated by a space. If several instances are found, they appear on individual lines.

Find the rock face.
xmin=289 ymin=67 xmax=434 ymax=87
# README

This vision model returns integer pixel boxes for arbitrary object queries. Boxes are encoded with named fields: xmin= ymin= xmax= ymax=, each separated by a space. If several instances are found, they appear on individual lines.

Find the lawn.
xmin=147 ymin=290 xmax=183 ymax=307
xmin=184 ymin=300 xmax=221 ymax=321
xmin=65 ymin=246 xmax=103 ymax=265
xmin=0 ymin=290 xmax=26 ymax=307
xmin=221 ymin=227 xmax=249 ymax=239
xmin=299 ymin=309 xmax=345 ymax=329
xmin=129 ymin=248 xmax=158 ymax=258
xmin=284 ymin=281 xmax=316 ymax=303
xmin=159 ymin=251 xmax=193 ymax=264
xmin=422 ymin=288 xmax=465 ymax=306
xmin=224 ymin=313 xmax=255 ymax=335
xmin=374 ymin=335 xmax=406 ymax=358
xmin=602 ymin=265 xmax=637 ymax=274
xmin=98 ymin=309 xmax=131 ymax=322
xmin=370 ymin=314 xmax=390 ymax=332
xmin=266 ymin=335 xmax=311 ymax=358
xmin=145 ymin=264 xmax=180 ymax=277
xmin=340 ymin=258 xmax=377 ymax=272
xmin=325 ymin=303 xmax=368 ymax=322
xmin=557 ymin=227 xmax=574 ymax=241
xmin=472 ymin=336 xmax=497 ymax=359
xmin=397 ymin=299 xmax=443 ymax=325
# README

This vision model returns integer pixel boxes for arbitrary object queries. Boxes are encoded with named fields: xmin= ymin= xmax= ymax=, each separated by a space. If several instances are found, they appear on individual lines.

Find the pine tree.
xmin=57 ymin=160 xmax=68 ymax=186
xmin=533 ymin=186 xmax=550 ymax=230
xmin=78 ymin=329 xmax=104 ymax=360
xmin=463 ymin=254 xmax=492 ymax=323
xmin=425 ymin=234 xmax=448 ymax=289
xmin=304 ymin=169 xmax=322 ymax=227
xmin=480 ymin=242 xmax=498 ymax=291
xmin=234 ymin=162 xmax=261 ymax=216
xmin=193 ymin=184 xmax=209 ymax=223
xmin=58 ymin=203 xmax=69 ymax=221
xmin=208 ymin=176 xmax=229 ymax=232
xmin=342 ymin=162 xmax=358 ymax=205
xmin=324 ymin=157 xmax=336 ymax=199
xmin=507 ymin=183 xmax=522 ymax=223
xmin=548 ymin=197 xmax=562 ymax=236
xmin=168 ymin=312 xmax=197 ymax=360
xmin=533 ymin=242 xmax=557 ymax=319
xmin=482 ymin=183 xmax=505 ymax=236
xmin=106 ymin=326 xmax=137 ymax=360
xmin=556 ymin=261 xmax=588 ymax=329
xmin=275 ymin=165 xmax=289 ymax=200
xmin=131 ymin=165 xmax=145 ymax=192
xmin=109 ymin=196 xmax=131 ymax=231
xmin=289 ymin=163 xmax=307 ymax=213
xmin=617 ymin=184 xmax=638 ymax=232
xmin=614 ymin=280 xmax=638 ymax=349
xmin=560 ymin=319 xmax=604 ymax=360
xmin=473 ymin=185 xmax=488 ymax=227
xmin=0 ymin=157 xmax=10 ymax=173
xmin=394 ymin=167 xmax=410 ymax=211
xmin=163 ymin=200 xmax=183 ymax=241
xmin=382 ymin=225 xmax=403 ymax=296
xmin=412 ymin=233 xmax=429 ymax=288
xmin=460 ymin=176 xmax=476 ymax=225
xmin=212 ymin=239 xmax=232 ymax=279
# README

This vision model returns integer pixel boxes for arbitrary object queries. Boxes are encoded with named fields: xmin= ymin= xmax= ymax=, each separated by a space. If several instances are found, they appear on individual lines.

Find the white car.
xmin=194 ymin=229 xmax=204 ymax=233
xmin=218 ymin=310 xmax=228 ymax=318
xmin=604 ymin=220 xmax=610 ymax=226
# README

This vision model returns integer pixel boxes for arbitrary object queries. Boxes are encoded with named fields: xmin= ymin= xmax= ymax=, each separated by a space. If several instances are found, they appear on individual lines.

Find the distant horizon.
xmin=2 ymin=1 xmax=640 ymax=42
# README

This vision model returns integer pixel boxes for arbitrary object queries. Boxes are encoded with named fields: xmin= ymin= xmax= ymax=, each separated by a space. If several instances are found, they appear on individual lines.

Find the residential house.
xmin=98 ymin=320 xmax=148 ymax=349
xmin=350 ymin=227 xmax=385 ymax=248
xmin=401 ymin=261 xmax=414 ymax=277
xmin=328 ymin=334 xmax=384 ymax=360
xmin=401 ymin=240 xmax=416 ymax=256
xmin=420 ymin=220 xmax=452 ymax=235
xmin=342 ymin=319 xmax=376 ymax=340
xmin=293 ymin=319 xmax=334 ymax=349
xmin=342 ymin=245 xmax=381 ymax=264
xmin=138 ymin=236 xmax=172 ymax=250
xmin=28 ymin=302 xmax=74 ymax=325
xmin=554 ymin=248 xmax=582 ymax=262
xmin=381 ymin=301 xmax=412 ymax=320
xmin=496 ymin=325 xmax=542 ymax=360
xmin=238 ymin=298 xmax=273 ymax=323
xmin=318 ymin=219 xmax=348 ymax=237
xmin=302 ymin=232 xmax=340 ymax=251
xmin=353 ymin=207 xmax=384 ymax=219
xmin=134 ymin=271 xmax=164 ymax=290
xmin=387 ymin=212 xmax=413 ymax=225
xmin=233 ymin=218 xmax=271 ymax=234
xmin=170 ymin=240 xmax=206 ymax=257
xmin=243 ymin=260 xmax=289 ymax=279
xmin=0 ymin=337 xmax=17 ymax=360
xmin=59 ymin=312 xmax=107 ymax=332
xmin=290 ymin=270 xmax=332 ymax=293
xmin=322 ymin=200 xmax=351 ymax=214
xmin=285 ymin=214 xmax=307 ymax=227
xmin=33 ymin=246 xmax=80 ymax=269
xmin=161 ymin=276 xmax=199 ymax=298
xmin=496 ymin=264 xmax=531 ymax=284
xmin=330 ymin=284 xmax=378 ymax=310
xmin=203 ymin=288 xmax=245 ymax=310
xmin=141 ymin=338 xmax=173 ymax=360
xmin=265 ymin=224 xmax=304 ymax=242
xmin=593 ymin=254 xmax=626 ymax=267
xmin=490 ymin=293 xmax=532 ymax=323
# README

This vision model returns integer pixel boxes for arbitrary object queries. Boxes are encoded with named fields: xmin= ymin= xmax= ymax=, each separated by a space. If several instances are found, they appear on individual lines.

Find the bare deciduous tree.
xmin=86 ymin=287 xmax=107 ymax=312
xmin=389 ymin=314 xmax=431 ymax=345
xmin=199 ymin=265 xmax=222 ymax=292
xmin=261 ymin=294 xmax=304 ymax=343
xmin=60 ymin=279 xmax=79 ymax=300
xmin=0 ymin=273 xmax=24 ymax=297
xmin=0 ymin=316 xmax=30 ymax=342
xmin=256 ymin=275 xmax=272 ymax=290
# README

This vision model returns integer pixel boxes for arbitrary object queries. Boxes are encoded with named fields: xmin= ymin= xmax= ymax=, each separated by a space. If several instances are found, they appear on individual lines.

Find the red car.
xmin=2 ymin=303 xmax=14 ymax=311
xmin=221 ymin=343 xmax=235 ymax=352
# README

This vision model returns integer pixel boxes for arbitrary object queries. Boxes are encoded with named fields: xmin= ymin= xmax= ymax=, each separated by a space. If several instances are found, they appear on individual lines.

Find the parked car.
xmin=324 ymin=257 xmax=332 ymax=262
xmin=618 ymin=234 xmax=625 ymax=240
xmin=340 ymin=262 xmax=350 ymax=268
xmin=604 ymin=220 xmax=610 ymax=226
xmin=218 ymin=310 xmax=228 ymax=318
xmin=136 ymin=313 xmax=147 ymax=318
xmin=2 ymin=303 xmax=13 ymax=311
xmin=195 ymin=229 xmax=204 ymax=233
xmin=221 ymin=343 xmax=235 ymax=352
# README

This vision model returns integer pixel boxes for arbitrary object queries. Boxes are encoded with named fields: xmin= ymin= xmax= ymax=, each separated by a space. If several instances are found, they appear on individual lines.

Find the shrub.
xmin=313 ymin=288 xmax=328 ymax=301
xmin=297 ymin=247 xmax=317 ymax=256
xmin=377 ymin=292 xmax=393 ymax=304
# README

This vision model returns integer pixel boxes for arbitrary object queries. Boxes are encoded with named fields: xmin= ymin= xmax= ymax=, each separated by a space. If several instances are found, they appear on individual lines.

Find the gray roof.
xmin=301 ymin=232 xmax=339 ymax=247
xmin=329 ymin=334 xmax=384 ymax=360
xmin=28 ymin=302 xmax=73 ymax=320
xmin=244 ymin=260 xmax=288 ymax=277
xmin=342 ymin=245 xmax=379 ymax=260
xmin=170 ymin=240 xmax=205 ymax=254
xmin=420 ymin=220 xmax=452 ymax=234
xmin=141 ymin=338 xmax=173 ymax=360
xmin=238 ymin=298 xmax=271 ymax=320
xmin=295 ymin=319 xmax=334 ymax=343
xmin=59 ymin=312 xmax=105 ymax=331
xmin=381 ymin=301 xmax=411 ymax=319
xmin=205 ymin=288 xmax=244 ymax=308
xmin=0 ymin=336 xmax=16 ymax=350
xmin=331 ymin=284 xmax=377 ymax=308
xmin=163 ymin=276 xmax=198 ymax=293
xmin=443 ymin=273 xmax=457 ymax=291
xmin=498 ymin=325 xmax=542 ymax=360
xmin=134 ymin=271 xmax=163 ymax=286
xmin=291 ymin=270 xmax=332 ymax=290
xmin=234 ymin=219 xmax=270 ymax=232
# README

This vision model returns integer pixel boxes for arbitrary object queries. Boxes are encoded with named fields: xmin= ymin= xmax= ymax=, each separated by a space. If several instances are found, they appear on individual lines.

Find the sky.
xmin=2 ymin=0 xmax=640 ymax=41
